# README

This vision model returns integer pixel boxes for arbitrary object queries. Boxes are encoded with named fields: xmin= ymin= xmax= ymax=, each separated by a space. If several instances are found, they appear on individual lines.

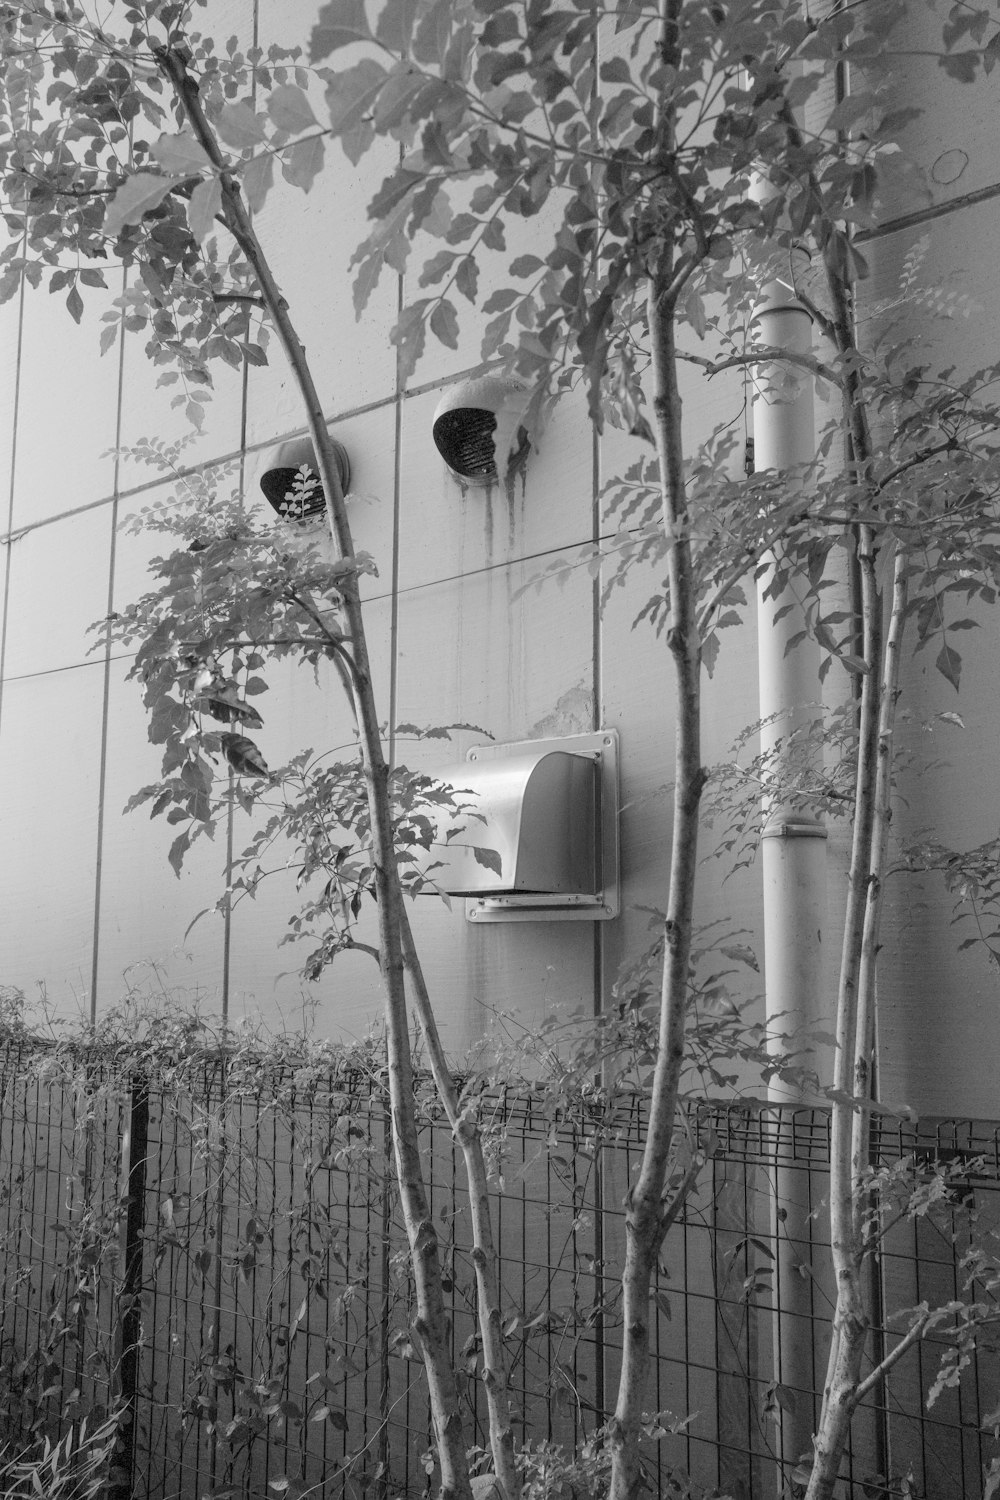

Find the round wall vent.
xmin=259 ymin=434 xmax=351 ymax=522
xmin=432 ymin=376 xmax=529 ymax=485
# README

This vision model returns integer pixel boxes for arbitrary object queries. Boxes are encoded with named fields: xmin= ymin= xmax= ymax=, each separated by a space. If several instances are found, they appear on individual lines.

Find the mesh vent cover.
xmin=259 ymin=437 xmax=351 ymax=522
xmin=260 ymin=466 xmax=326 ymax=520
xmin=432 ymin=407 xmax=498 ymax=479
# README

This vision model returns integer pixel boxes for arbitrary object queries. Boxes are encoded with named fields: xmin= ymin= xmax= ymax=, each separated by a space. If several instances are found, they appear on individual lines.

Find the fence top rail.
xmin=1 ymin=1034 xmax=998 ymax=1178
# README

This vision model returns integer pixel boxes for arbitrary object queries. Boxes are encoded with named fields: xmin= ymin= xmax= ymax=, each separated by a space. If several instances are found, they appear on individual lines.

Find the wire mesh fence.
xmin=0 ymin=1040 xmax=996 ymax=1500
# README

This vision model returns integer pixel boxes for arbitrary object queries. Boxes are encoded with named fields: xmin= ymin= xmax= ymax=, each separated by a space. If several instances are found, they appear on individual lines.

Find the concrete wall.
xmin=0 ymin=0 xmax=998 ymax=1118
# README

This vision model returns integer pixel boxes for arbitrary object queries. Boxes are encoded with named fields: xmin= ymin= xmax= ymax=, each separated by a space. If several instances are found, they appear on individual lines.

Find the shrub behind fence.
xmin=0 ymin=1041 xmax=996 ymax=1499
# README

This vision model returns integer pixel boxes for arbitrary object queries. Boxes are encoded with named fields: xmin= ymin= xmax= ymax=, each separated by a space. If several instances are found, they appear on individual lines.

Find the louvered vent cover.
xmin=432 ymin=407 xmax=498 ymax=479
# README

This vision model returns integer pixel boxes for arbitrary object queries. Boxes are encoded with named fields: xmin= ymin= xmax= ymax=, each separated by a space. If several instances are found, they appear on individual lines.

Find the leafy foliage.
xmin=0 ymin=1410 xmax=126 ymax=1500
xmin=8 ymin=1 xmax=1000 ymax=1496
xmin=95 ymin=457 xmax=482 ymax=976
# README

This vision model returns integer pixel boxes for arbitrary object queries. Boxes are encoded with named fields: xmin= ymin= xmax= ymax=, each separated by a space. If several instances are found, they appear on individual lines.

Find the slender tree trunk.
xmin=399 ymin=905 xmax=519 ymax=1500
xmin=805 ymin=543 xmax=909 ymax=1500
xmin=607 ymin=6 xmax=704 ymax=1494
xmin=156 ymin=49 xmax=472 ymax=1500
xmin=607 ymin=273 xmax=704 ymax=1500
xmin=807 ymin=512 xmax=880 ymax=1489
xmin=801 ymin=227 xmax=908 ymax=1494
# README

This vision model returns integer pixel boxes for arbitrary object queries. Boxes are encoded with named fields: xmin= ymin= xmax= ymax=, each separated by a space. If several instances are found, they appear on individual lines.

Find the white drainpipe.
xmin=753 ymin=270 xmax=827 ymax=1489
xmin=754 ymin=281 xmax=827 ymax=1065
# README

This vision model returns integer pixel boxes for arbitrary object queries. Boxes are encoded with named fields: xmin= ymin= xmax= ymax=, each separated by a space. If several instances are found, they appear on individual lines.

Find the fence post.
xmin=115 ymin=1073 xmax=149 ymax=1496
xmin=376 ymin=1087 xmax=392 ymax=1500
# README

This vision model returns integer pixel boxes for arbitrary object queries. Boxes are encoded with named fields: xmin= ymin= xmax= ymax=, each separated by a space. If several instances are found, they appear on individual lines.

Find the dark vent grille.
xmin=433 ymin=407 xmax=498 ymax=478
xmin=260 ymin=466 xmax=326 ymax=521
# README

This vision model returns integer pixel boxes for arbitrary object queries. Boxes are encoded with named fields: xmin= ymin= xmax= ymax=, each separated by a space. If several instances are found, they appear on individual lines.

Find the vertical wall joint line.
xmin=115 ymin=1074 xmax=149 ymax=1498
xmin=89 ymin=266 xmax=130 ymax=1026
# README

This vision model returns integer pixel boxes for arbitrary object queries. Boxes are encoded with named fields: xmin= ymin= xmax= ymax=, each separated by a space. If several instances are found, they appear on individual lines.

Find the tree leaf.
xmin=216 ymin=102 xmax=267 ymax=150
xmin=373 ymin=64 xmax=434 ymax=131
xmin=418 ymin=249 xmax=456 ymax=287
xmin=483 ymin=10 xmax=521 ymax=45
xmin=241 ymin=153 xmax=274 ymax=214
xmin=391 ymin=300 xmax=429 ymax=384
xmin=151 ymin=131 xmax=212 ymax=174
xmin=325 ymin=59 xmax=388 ymax=137
xmin=935 ymin=641 xmax=962 ymax=690
xmin=472 ymin=845 xmax=502 ymax=877
xmin=104 ymin=173 xmax=177 ymax=237
xmin=720 ymin=943 xmax=759 ymax=973
xmin=684 ymin=287 xmax=707 ymax=339
xmin=509 ymin=253 xmax=544 ymax=277
xmin=482 ymin=288 xmax=518 ymax=313
xmin=65 ymin=283 xmax=84 ymax=324
xmin=353 ymin=250 xmax=385 ymax=316
xmin=413 ymin=0 xmax=453 ymax=63
xmin=188 ymin=177 xmax=223 ymax=244
xmin=168 ymin=830 xmax=191 ymax=877
xmin=455 ymin=256 xmax=478 ymax=303
xmin=310 ymin=0 xmax=372 ymax=60
xmin=600 ymin=56 xmax=632 ymax=83
xmin=825 ymin=92 xmax=875 ymax=133
xmin=369 ymin=168 xmax=424 ymax=219
xmin=429 ymin=298 xmax=459 ymax=349
xmin=283 ymin=136 xmax=325 ymax=192
xmin=267 ymin=85 xmax=318 ymax=134
xmin=376 ymin=0 xmax=418 ymax=51
xmin=341 ymin=117 xmax=376 ymax=166
xmin=938 ymin=49 xmax=980 ymax=83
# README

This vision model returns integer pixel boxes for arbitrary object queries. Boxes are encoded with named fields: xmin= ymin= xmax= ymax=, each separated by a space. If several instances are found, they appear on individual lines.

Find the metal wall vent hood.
xmin=431 ymin=731 xmax=619 ymax=923
xmin=259 ymin=433 xmax=351 ymax=523
xmin=432 ymin=375 xmax=529 ymax=485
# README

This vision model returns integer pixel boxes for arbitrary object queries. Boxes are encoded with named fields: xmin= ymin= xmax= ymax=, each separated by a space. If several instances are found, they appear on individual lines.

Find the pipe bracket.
xmin=761 ymin=820 xmax=828 ymax=840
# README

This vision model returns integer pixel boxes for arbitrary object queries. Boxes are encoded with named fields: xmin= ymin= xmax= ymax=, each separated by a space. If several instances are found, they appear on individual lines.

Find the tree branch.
xmin=677 ymin=344 xmax=841 ymax=387
xmin=853 ymin=1313 xmax=931 ymax=1404
xmin=152 ymin=43 xmax=474 ymax=1499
